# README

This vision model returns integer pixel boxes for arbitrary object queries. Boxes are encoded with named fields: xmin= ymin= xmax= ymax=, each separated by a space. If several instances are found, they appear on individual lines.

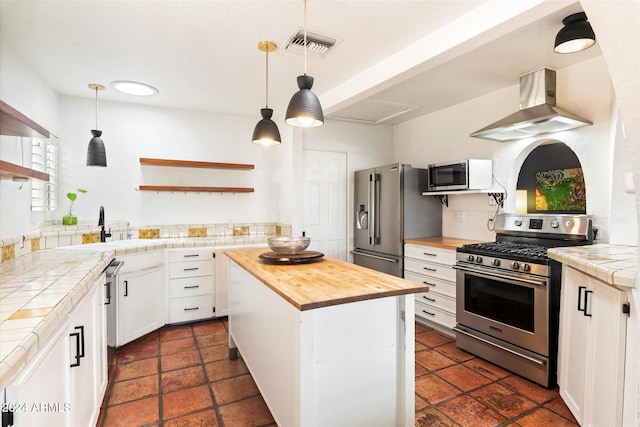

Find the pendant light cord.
xmin=265 ymin=46 xmax=269 ymax=107
xmin=95 ymin=86 xmax=99 ymax=129
xmin=303 ymin=0 xmax=307 ymax=75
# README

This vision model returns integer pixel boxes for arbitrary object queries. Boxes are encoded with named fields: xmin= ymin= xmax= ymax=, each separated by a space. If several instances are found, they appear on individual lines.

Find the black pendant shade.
xmin=285 ymin=74 xmax=324 ymax=127
xmin=86 ymin=83 xmax=107 ymax=166
xmin=252 ymin=108 xmax=281 ymax=146
xmin=87 ymin=129 xmax=107 ymax=167
xmin=554 ymin=12 xmax=596 ymax=54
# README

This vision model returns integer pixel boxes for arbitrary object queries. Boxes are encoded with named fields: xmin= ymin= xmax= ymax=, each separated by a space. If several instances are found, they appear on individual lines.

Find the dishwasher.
xmin=103 ymin=258 xmax=124 ymax=378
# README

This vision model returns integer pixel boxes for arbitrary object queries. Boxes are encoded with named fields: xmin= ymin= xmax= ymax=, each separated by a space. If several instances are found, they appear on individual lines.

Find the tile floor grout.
xmin=97 ymin=319 xmax=578 ymax=427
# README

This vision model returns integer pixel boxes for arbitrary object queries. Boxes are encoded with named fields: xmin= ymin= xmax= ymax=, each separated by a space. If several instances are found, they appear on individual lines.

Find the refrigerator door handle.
xmin=351 ymin=250 xmax=399 ymax=263
xmin=370 ymin=173 xmax=380 ymax=244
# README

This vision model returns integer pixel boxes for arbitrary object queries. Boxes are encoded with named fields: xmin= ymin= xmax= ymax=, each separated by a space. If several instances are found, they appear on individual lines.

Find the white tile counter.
xmin=548 ymin=244 xmax=638 ymax=288
xmin=0 ymin=237 xmax=269 ymax=391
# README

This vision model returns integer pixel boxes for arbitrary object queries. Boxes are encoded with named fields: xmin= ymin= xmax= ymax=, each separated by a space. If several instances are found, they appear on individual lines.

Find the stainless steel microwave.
xmin=425 ymin=159 xmax=492 ymax=192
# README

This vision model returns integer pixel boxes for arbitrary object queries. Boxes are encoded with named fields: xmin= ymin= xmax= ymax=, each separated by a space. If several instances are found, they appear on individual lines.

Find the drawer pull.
xmin=184 ymin=254 xmax=200 ymax=258
xmin=184 ymin=285 xmax=200 ymax=289
xmin=421 ymin=310 xmax=435 ymax=316
xmin=422 ymin=296 xmax=436 ymax=302
xmin=422 ymin=281 xmax=436 ymax=287
xmin=184 ymin=307 xmax=200 ymax=311
xmin=423 ymin=267 xmax=437 ymax=272
xmin=423 ymin=252 xmax=437 ymax=257
xmin=183 ymin=267 xmax=199 ymax=271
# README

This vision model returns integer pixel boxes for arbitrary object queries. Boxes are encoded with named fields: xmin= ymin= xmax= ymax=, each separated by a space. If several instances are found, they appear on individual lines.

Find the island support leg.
xmin=229 ymin=334 xmax=239 ymax=360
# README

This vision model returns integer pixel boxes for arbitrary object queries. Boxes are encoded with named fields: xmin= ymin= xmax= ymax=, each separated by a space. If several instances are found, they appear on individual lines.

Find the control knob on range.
xmin=522 ymin=264 xmax=531 ymax=272
xmin=551 ymin=220 xmax=559 ymax=228
xmin=514 ymin=220 xmax=523 ymax=226
xmin=492 ymin=259 xmax=501 ymax=267
xmin=467 ymin=255 xmax=475 ymax=262
xmin=475 ymin=256 xmax=483 ymax=263
xmin=511 ymin=261 xmax=520 ymax=270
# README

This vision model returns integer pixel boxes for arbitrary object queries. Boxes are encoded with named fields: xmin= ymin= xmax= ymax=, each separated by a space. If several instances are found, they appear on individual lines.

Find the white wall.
xmin=393 ymin=56 xmax=636 ymax=244
xmin=0 ymin=37 xmax=59 ymax=239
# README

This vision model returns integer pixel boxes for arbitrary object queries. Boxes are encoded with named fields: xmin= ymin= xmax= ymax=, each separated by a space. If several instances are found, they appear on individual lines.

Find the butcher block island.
xmin=224 ymin=247 xmax=425 ymax=427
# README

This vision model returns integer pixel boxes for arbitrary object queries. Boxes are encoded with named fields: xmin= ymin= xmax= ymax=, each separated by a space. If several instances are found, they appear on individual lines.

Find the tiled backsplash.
xmin=0 ymin=221 xmax=291 ymax=263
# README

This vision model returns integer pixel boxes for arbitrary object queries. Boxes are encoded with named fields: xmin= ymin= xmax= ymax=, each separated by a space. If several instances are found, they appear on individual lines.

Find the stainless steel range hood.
xmin=470 ymin=68 xmax=592 ymax=142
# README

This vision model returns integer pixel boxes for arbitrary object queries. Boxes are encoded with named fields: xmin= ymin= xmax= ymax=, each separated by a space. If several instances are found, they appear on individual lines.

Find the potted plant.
xmin=63 ymin=188 xmax=87 ymax=225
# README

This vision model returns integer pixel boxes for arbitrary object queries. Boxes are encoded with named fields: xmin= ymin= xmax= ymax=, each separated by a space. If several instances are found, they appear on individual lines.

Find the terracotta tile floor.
xmin=97 ymin=319 xmax=578 ymax=427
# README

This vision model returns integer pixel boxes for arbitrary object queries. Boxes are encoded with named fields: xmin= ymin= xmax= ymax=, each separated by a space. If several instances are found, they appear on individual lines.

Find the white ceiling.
xmin=0 ymin=0 xmax=602 ymax=126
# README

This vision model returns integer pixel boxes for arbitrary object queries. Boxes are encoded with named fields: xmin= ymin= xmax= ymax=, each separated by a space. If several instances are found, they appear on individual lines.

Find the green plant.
xmin=66 ymin=189 xmax=87 ymax=216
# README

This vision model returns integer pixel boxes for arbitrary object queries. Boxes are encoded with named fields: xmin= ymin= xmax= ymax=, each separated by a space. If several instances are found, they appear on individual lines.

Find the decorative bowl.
xmin=267 ymin=236 xmax=311 ymax=255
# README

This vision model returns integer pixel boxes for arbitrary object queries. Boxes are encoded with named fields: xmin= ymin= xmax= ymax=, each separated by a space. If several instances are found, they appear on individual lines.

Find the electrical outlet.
xmin=455 ymin=211 xmax=465 ymax=222
xmin=227 ymin=219 xmax=233 ymax=229
xmin=488 ymin=194 xmax=497 ymax=206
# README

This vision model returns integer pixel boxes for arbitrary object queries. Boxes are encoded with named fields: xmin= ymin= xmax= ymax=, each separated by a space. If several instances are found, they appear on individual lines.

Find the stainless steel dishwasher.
xmin=103 ymin=258 xmax=123 ymax=377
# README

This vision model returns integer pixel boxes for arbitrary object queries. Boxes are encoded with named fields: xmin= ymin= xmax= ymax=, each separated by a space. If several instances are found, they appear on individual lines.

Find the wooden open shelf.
xmin=140 ymin=157 xmax=254 ymax=170
xmin=0 ymin=160 xmax=50 ymax=181
xmin=0 ymin=101 xmax=50 ymax=139
xmin=139 ymin=185 xmax=254 ymax=193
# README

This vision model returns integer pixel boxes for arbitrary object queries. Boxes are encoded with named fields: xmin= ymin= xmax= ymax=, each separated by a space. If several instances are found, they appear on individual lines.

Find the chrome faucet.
xmin=99 ymin=206 xmax=111 ymax=242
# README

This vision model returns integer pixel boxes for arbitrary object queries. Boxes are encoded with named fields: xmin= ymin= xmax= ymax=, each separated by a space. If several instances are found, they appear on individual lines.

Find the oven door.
xmin=454 ymin=263 xmax=549 ymax=356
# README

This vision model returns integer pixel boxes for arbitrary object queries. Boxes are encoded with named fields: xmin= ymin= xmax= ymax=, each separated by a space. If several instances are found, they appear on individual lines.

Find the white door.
xmin=303 ymin=150 xmax=347 ymax=260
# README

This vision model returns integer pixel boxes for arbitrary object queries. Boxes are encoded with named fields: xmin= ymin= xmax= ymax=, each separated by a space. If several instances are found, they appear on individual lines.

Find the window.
xmin=31 ymin=137 xmax=57 ymax=211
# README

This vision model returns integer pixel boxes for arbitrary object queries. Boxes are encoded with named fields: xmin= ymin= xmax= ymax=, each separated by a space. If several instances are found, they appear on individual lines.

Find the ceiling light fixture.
xmin=86 ymin=83 xmax=107 ymax=167
xmin=252 ymin=41 xmax=281 ymax=146
xmin=554 ymin=12 xmax=596 ymax=54
xmin=111 ymin=80 xmax=159 ymax=96
xmin=285 ymin=0 xmax=324 ymax=127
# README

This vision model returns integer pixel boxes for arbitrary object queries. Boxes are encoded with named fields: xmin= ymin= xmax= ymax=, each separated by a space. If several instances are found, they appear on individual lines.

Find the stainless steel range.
xmin=453 ymin=213 xmax=593 ymax=388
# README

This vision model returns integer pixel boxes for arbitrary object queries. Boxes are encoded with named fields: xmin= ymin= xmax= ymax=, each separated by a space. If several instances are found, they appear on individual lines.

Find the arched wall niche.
xmin=515 ymin=141 xmax=586 ymax=214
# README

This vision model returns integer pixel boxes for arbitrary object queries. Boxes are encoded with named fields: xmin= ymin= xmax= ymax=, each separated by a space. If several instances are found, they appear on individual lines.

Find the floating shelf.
xmin=0 ymin=101 xmax=50 ymax=139
xmin=0 ymin=160 xmax=49 ymax=181
xmin=139 ymin=185 xmax=254 ymax=193
xmin=140 ymin=157 xmax=254 ymax=170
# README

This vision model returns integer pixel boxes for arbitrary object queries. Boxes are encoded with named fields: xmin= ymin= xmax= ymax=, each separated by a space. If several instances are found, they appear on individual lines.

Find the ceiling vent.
xmin=285 ymin=28 xmax=337 ymax=57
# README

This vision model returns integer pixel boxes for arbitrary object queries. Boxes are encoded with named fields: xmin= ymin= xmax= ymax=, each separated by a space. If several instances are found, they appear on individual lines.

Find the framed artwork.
xmin=535 ymin=167 xmax=586 ymax=212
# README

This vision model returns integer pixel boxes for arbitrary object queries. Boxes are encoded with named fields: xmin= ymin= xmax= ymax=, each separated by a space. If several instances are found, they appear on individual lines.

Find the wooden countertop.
xmin=225 ymin=247 xmax=426 ymax=311
xmin=405 ymin=236 xmax=484 ymax=251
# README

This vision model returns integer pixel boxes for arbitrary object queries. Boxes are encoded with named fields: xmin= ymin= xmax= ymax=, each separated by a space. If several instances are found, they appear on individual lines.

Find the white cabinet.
xmin=558 ymin=266 xmax=629 ymax=427
xmin=404 ymin=244 xmax=456 ymax=335
xmin=117 ymin=251 xmax=165 ymax=346
xmin=4 ymin=276 xmax=106 ymax=427
xmin=167 ymin=248 xmax=215 ymax=324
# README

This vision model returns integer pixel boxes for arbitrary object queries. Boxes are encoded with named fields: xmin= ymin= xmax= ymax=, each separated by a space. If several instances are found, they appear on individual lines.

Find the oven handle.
xmin=453 ymin=326 xmax=546 ymax=367
xmin=453 ymin=264 xmax=548 ymax=287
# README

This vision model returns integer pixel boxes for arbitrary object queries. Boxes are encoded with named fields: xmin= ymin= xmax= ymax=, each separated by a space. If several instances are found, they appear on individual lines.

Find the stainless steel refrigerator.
xmin=353 ymin=163 xmax=442 ymax=277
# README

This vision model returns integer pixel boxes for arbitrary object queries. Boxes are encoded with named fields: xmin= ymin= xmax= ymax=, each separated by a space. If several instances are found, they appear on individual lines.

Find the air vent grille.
xmin=285 ymin=29 xmax=337 ymax=57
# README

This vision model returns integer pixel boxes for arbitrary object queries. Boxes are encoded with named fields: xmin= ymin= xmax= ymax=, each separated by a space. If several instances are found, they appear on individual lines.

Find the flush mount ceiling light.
xmin=554 ymin=12 xmax=596 ymax=54
xmin=252 ymin=41 xmax=282 ymax=146
xmin=111 ymin=80 xmax=158 ymax=96
xmin=86 ymin=83 xmax=107 ymax=167
xmin=285 ymin=0 xmax=324 ymax=128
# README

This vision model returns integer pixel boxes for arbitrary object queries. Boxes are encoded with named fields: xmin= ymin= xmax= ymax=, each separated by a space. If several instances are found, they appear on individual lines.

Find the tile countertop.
xmin=547 ymin=244 xmax=639 ymax=288
xmin=0 ymin=238 xmax=268 ymax=391
xmin=405 ymin=236 xmax=484 ymax=251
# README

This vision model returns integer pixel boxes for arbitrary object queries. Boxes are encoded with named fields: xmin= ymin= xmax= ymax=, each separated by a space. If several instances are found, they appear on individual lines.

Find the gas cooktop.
xmin=459 ymin=241 xmax=549 ymax=263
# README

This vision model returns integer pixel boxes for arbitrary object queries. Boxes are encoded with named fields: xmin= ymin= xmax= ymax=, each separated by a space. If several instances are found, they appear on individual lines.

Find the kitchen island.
xmin=225 ymin=247 xmax=425 ymax=427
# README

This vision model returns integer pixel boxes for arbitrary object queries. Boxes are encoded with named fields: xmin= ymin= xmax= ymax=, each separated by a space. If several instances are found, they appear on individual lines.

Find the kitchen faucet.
xmin=99 ymin=206 xmax=111 ymax=242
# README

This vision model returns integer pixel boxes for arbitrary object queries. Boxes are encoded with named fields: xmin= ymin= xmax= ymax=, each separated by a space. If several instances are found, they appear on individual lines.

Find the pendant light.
xmin=285 ymin=0 xmax=324 ymax=127
xmin=252 ymin=41 xmax=282 ymax=146
xmin=86 ymin=83 xmax=107 ymax=167
xmin=554 ymin=12 xmax=596 ymax=54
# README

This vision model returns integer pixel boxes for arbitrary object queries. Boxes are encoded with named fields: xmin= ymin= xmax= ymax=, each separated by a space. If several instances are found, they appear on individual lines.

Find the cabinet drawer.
xmin=415 ymin=300 xmax=456 ymax=330
xmin=405 ymin=244 xmax=456 ymax=265
xmin=169 ymin=276 xmax=213 ymax=298
xmin=404 ymin=258 xmax=455 ymax=282
xmin=169 ymin=294 xmax=214 ymax=323
xmin=415 ymin=291 xmax=455 ymax=314
xmin=404 ymin=271 xmax=456 ymax=298
xmin=169 ymin=260 xmax=213 ymax=279
xmin=168 ymin=249 xmax=214 ymax=262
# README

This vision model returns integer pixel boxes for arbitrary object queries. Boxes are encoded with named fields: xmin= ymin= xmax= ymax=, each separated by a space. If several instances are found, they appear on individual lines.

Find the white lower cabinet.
xmin=4 ymin=276 xmax=106 ymax=427
xmin=558 ymin=265 xmax=629 ymax=427
xmin=404 ymin=244 xmax=456 ymax=335
xmin=167 ymin=248 xmax=215 ymax=324
xmin=117 ymin=251 xmax=165 ymax=346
